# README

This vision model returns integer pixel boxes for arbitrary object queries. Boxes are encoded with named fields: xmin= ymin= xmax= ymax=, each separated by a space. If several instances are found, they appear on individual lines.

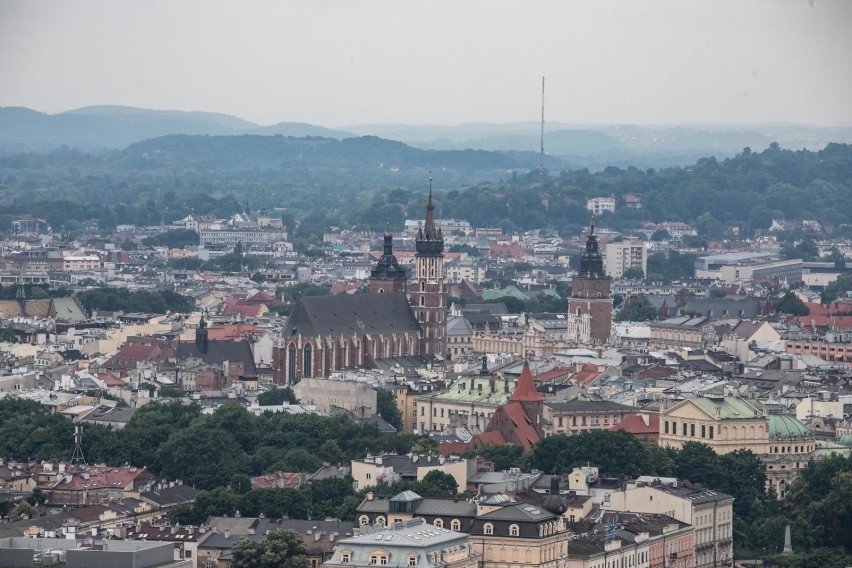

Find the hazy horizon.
xmin=2 ymin=0 xmax=852 ymax=128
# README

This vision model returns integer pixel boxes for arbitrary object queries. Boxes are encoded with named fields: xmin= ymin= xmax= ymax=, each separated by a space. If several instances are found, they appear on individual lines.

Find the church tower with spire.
xmin=413 ymin=177 xmax=447 ymax=358
xmin=368 ymin=228 xmax=407 ymax=294
xmin=567 ymin=218 xmax=613 ymax=344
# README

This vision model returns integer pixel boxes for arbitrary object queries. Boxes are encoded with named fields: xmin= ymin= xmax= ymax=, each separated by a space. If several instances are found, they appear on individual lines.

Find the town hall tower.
xmin=567 ymin=219 xmax=613 ymax=344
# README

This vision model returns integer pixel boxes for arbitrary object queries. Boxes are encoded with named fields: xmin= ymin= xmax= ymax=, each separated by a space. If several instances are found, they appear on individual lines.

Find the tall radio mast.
xmin=539 ymin=76 xmax=545 ymax=174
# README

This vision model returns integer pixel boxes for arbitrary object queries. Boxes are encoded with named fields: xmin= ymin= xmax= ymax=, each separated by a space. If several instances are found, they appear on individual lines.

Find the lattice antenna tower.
xmin=539 ymin=76 xmax=546 ymax=174
xmin=71 ymin=425 xmax=87 ymax=470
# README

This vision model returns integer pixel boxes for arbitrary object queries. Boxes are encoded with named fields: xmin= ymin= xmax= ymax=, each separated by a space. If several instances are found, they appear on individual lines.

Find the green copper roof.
xmin=390 ymin=490 xmax=422 ymax=502
xmin=689 ymin=396 xmax=763 ymax=420
xmin=837 ymin=434 xmax=852 ymax=447
xmin=768 ymin=414 xmax=812 ymax=439
xmin=435 ymin=376 xmax=513 ymax=404
xmin=481 ymin=286 xmax=529 ymax=301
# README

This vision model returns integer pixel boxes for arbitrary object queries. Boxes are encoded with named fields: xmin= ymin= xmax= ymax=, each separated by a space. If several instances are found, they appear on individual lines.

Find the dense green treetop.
xmin=1 ymin=143 xmax=851 ymax=236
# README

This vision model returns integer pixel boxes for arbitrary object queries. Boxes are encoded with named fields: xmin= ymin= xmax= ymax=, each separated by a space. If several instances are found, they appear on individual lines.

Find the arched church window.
xmin=287 ymin=343 xmax=297 ymax=382
xmin=303 ymin=344 xmax=312 ymax=378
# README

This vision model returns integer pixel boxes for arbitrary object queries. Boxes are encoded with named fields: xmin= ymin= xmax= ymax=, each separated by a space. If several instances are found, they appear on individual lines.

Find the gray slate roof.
xmin=546 ymin=400 xmax=634 ymax=413
xmin=175 ymin=340 xmax=257 ymax=375
xmin=283 ymin=292 xmax=420 ymax=337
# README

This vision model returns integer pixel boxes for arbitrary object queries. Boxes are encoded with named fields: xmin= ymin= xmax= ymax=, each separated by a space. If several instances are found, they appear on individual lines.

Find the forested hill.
xmin=117 ymin=134 xmax=563 ymax=173
xmin=0 ymin=141 xmax=850 ymax=239
xmin=439 ymin=142 xmax=852 ymax=235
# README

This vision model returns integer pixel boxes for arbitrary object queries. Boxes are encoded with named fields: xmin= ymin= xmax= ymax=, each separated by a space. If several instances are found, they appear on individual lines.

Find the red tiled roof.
xmin=245 ymin=291 xmax=275 ymax=304
xmin=533 ymin=367 xmax=573 ymax=383
xmin=330 ymin=281 xmax=364 ymax=295
xmin=437 ymin=442 xmax=470 ymax=455
xmin=570 ymin=364 xmax=602 ymax=385
xmin=502 ymin=401 xmax=541 ymax=449
xmin=103 ymin=344 xmax=162 ymax=371
xmin=800 ymin=301 xmax=852 ymax=317
xmin=489 ymin=243 xmax=526 ymax=259
xmin=40 ymin=466 xmax=152 ymax=492
xmin=115 ymin=344 xmax=160 ymax=359
xmin=97 ymin=372 xmax=126 ymax=387
xmin=509 ymin=363 xmax=543 ymax=402
xmin=792 ymin=315 xmax=852 ymax=331
xmin=207 ymin=324 xmax=259 ymax=341
xmin=475 ymin=431 xmax=507 ymax=446
xmin=221 ymin=304 xmax=263 ymax=318
xmin=610 ymin=414 xmax=660 ymax=438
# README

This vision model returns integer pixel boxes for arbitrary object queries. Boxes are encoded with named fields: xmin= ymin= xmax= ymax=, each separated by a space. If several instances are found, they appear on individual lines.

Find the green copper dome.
xmin=768 ymin=414 xmax=812 ymax=439
xmin=838 ymin=434 xmax=852 ymax=447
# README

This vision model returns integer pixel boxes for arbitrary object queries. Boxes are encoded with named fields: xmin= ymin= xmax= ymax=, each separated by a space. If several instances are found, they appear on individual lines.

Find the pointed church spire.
xmin=415 ymin=174 xmax=443 ymax=256
xmin=510 ymin=362 xmax=543 ymax=402
xmin=423 ymin=175 xmax=438 ymax=241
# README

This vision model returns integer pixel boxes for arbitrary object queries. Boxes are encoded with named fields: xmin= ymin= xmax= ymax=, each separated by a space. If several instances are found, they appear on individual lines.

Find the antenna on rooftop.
xmin=71 ymin=425 xmax=87 ymax=470
xmin=539 ymin=76 xmax=545 ymax=174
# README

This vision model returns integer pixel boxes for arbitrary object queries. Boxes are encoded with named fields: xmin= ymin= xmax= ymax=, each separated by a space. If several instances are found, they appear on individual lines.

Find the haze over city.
xmin=2 ymin=0 xmax=852 ymax=127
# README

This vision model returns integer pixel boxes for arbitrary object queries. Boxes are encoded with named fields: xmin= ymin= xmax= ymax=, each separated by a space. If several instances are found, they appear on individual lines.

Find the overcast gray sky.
xmin=1 ymin=0 xmax=851 ymax=127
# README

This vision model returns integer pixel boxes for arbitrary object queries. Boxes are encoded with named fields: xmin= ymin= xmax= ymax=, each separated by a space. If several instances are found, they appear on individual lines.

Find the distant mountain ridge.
xmin=0 ymin=105 xmax=354 ymax=153
xmin=3 ymin=105 xmax=852 ymax=171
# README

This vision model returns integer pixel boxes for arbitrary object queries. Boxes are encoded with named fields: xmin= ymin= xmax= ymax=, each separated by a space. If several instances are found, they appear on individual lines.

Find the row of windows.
xmin=359 ymin=515 xmax=463 ymax=532
xmin=285 ymin=335 xmax=418 ymax=379
xmin=771 ymin=444 xmax=812 ymax=454
xmin=587 ymin=549 xmax=648 ymax=568
xmin=556 ymin=415 xmax=622 ymax=428
xmin=664 ymin=420 xmax=714 ymax=439
xmin=360 ymin=515 xmax=557 ymax=538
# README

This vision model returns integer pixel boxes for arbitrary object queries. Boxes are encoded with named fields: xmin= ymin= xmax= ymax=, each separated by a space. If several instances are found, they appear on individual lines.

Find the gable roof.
xmin=668 ymin=396 xmax=764 ymax=420
xmin=283 ymin=292 xmax=420 ymax=337
xmin=501 ymin=402 xmax=541 ymax=449
xmin=610 ymin=414 xmax=660 ymax=436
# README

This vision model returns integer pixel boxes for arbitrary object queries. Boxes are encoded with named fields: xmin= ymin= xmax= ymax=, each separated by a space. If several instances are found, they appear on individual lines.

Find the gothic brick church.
xmin=272 ymin=186 xmax=448 ymax=383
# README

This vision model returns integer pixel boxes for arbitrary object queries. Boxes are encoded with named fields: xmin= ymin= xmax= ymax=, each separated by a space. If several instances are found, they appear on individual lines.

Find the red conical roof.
xmin=509 ymin=362 xmax=543 ymax=402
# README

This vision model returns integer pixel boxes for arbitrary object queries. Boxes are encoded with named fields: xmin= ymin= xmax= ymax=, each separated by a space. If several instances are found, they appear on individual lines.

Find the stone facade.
xmin=659 ymin=396 xmax=815 ymax=498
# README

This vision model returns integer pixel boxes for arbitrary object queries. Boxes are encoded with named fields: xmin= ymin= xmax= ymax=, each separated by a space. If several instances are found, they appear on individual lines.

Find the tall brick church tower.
xmin=412 ymin=179 xmax=447 ymax=357
xmin=368 ymin=230 xmax=407 ymax=294
xmin=567 ymin=219 xmax=613 ymax=344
